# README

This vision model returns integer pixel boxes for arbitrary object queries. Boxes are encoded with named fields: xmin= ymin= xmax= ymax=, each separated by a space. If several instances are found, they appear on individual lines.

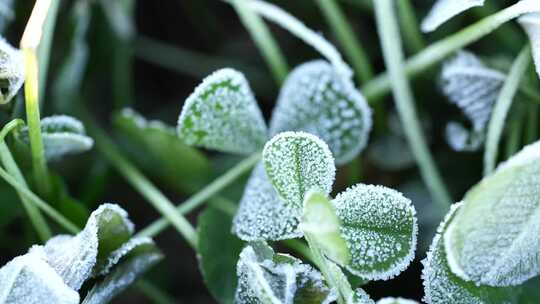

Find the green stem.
xmin=315 ymin=0 xmax=373 ymax=83
xmin=36 ymin=0 xmax=60 ymax=103
xmin=136 ymin=153 xmax=260 ymax=238
xmin=484 ymin=46 xmax=531 ymax=175
xmin=89 ymin=123 xmax=198 ymax=249
xmin=374 ymin=0 xmax=452 ymax=209
xmin=231 ymin=0 xmax=288 ymax=84
xmin=396 ymin=0 xmax=425 ymax=53
xmin=362 ymin=1 xmax=540 ymax=103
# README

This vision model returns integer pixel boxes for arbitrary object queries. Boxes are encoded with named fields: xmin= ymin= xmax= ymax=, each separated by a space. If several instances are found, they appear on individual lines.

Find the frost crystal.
xmin=42 ymin=203 xmax=134 ymax=290
xmin=421 ymin=0 xmax=484 ymax=32
xmin=332 ymin=184 xmax=417 ymax=281
xmin=0 ymin=37 xmax=24 ymax=104
xmin=263 ymin=132 xmax=335 ymax=209
xmin=0 ymin=246 xmax=80 ymax=304
xmin=270 ymin=61 xmax=372 ymax=164
xmin=376 ymin=297 xmax=418 ymax=304
xmin=19 ymin=115 xmax=94 ymax=161
xmin=518 ymin=13 xmax=540 ymax=78
xmin=348 ymin=288 xmax=375 ymax=304
xmin=444 ymin=139 xmax=540 ymax=287
xmin=177 ymin=68 xmax=267 ymax=154
xmin=234 ymin=245 xmax=335 ymax=304
xmin=232 ymin=163 xmax=303 ymax=241
xmin=440 ymin=51 xmax=504 ymax=151
xmin=422 ymin=203 xmax=519 ymax=304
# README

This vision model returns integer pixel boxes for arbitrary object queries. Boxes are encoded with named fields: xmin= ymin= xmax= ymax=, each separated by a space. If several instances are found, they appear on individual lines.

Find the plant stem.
xmin=484 ymin=46 xmax=531 ymax=175
xmin=315 ymin=0 xmax=373 ymax=83
xmin=362 ymin=1 xmax=540 ymax=103
xmin=88 ymin=123 xmax=198 ymax=249
xmin=136 ymin=153 xmax=260 ymax=238
xmin=37 ymin=0 xmax=60 ymax=103
xmin=231 ymin=0 xmax=288 ymax=84
xmin=505 ymin=109 xmax=524 ymax=159
xmin=0 ymin=165 xmax=79 ymax=234
xmin=396 ymin=0 xmax=425 ymax=53
xmin=374 ymin=0 xmax=451 ymax=209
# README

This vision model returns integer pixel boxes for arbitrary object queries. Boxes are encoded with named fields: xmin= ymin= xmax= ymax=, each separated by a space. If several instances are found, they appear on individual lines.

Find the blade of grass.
xmin=484 ymin=46 xmax=531 ymax=175
xmin=363 ymin=1 xmax=540 ymax=103
xmin=36 ymin=0 xmax=59 ymax=103
xmin=374 ymin=0 xmax=452 ymax=209
xmin=505 ymin=108 xmax=525 ymax=160
xmin=396 ymin=0 xmax=425 ymax=53
xmin=315 ymin=0 xmax=373 ymax=83
xmin=230 ymin=0 xmax=288 ymax=84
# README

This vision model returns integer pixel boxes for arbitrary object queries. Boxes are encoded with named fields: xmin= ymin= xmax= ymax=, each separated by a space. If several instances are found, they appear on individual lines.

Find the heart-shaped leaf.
xmin=518 ymin=13 xmax=540 ymax=78
xmin=18 ymin=115 xmax=94 ymax=161
xmin=263 ymin=131 xmax=335 ymax=209
xmin=421 ymin=0 xmax=484 ymax=33
xmin=0 ymin=246 xmax=79 ymax=304
xmin=444 ymin=139 xmax=540 ymax=286
xmin=234 ymin=243 xmax=336 ymax=304
xmin=177 ymin=68 xmax=267 ymax=154
xmin=376 ymin=298 xmax=418 ymax=304
xmin=269 ymin=60 xmax=372 ymax=164
xmin=0 ymin=37 xmax=24 ymax=104
xmin=422 ymin=203 xmax=519 ymax=304
xmin=233 ymin=162 xmax=303 ymax=241
xmin=81 ymin=237 xmax=162 ymax=304
xmin=332 ymin=184 xmax=417 ymax=281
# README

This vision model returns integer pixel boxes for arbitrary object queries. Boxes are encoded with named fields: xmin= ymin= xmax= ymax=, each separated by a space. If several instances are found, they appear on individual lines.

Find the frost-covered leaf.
xmin=0 ymin=246 xmax=80 ymax=304
xmin=301 ymin=190 xmax=349 ymax=265
xmin=421 ymin=0 xmax=484 ymax=33
xmin=115 ymin=108 xmax=212 ymax=192
xmin=348 ymin=288 xmax=375 ymax=304
xmin=269 ymin=60 xmax=372 ymax=164
xmin=263 ymin=132 xmax=335 ymax=209
xmin=82 ymin=238 xmax=162 ymax=304
xmin=519 ymin=13 xmax=540 ymax=78
xmin=332 ymin=184 xmax=417 ymax=281
xmin=177 ymin=68 xmax=267 ymax=154
xmin=234 ymin=244 xmax=336 ymax=304
xmin=19 ymin=115 xmax=94 ymax=161
xmin=42 ymin=204 xmax=134 ymax=290
xmin=0 ymin=37 xmax=24 ymax=104
xmin=441 ymin=51 xmax=505 ymax=151
xmin=376 ymin=298 xmax=418 ymax=304
xmin=198 ymin=206 xmax=244 ymax=304
xmin=233 ymin=163 xmax=303 ymax=241
xmin=444 ymin=140 xmax=540 ymax=286
xmin=422 ymin=203 xmax=519 ymax=304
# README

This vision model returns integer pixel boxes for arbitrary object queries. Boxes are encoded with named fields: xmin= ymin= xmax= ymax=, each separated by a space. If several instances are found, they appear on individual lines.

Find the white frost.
xmin=0 ymin=37 xmax=24 ymax=104
xmin=421 ymin=0 xmax=484 ymax=33
xmin=376 ymin=297 xmax=418 ymax=304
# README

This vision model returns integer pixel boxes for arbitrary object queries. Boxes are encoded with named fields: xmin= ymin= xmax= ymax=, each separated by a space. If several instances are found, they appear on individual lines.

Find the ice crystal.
xmin=19 ymin=115 xmax=94 ymax=161
xmin=0 ymin=37 xmax=24 ymax=104
xmin=421 ymin=0 xmax=484 ymax=32
xmin=177 ymin=68 xmax=267 ymax=154
xmin=232 ymin=163 xmax=303 ymax=241
xmin=332 ymin=184 xmax=417 ymax=281
xmin=348 ymin=288 xmax=375 ymax=304
xmin=234 ymin=244 xmax=335 ymax=304
xmin=519 ymin=13 xmax=540 ymax=78
xmin=376 ymin=297 xmax=418 ymax=304
xmin=263 ymin=132 xmax=335 ymax=209
xmin=444 ymin=139 xmax=540 ymax=286
xmin=422 ymin=203 xmax=519 ymax=304
xmin=0 ymin=246 xmax=80 ymax=304
xmin=269 ymin=61 xmax=372 ymax=164
xmin=440 ymin=51 xmax=504 ymax=151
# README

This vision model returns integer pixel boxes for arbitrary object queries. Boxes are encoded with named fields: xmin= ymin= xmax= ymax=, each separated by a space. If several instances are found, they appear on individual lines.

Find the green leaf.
xmin=233 ymin=162 xmax=303 ymax=241
xmin=0 ymin=37 xmax=24 ymax=105
xmin=0 ymin=246 xmax=79 ymax=304
xmin=269 ymin=60 xmax=372 ymax=164
xmin=421 ymin=0 xmax=484 ymax=33
xmin=301 ymin=190 xmax=350 ymax=265
xmin=82 ymin=238 xmax=162 ymax=304
xmin=178 ymin=68 xmax=268 ymax=154
xmin=198 ymin=207 xmax=244 ymax=304
xmin=333 ymin=184 xmax=417 ymax=280
xmin=518 ymin=13 xmax=540 ymax=77
xmin=422 ymin=203 xmax=519 ymax=304
xmin=234 ymin=244 xmax=336 ymax=304
xmin=18 ymin=115 xmax=94 ymax=161
xmin=348 ymin=288 xmax=375 ymax=304
xmin=263 ymin=131 xmax=335 ymax=210
xmin=444 ymin=140 xmax=540 ymax=286
xmin=115 ymin=108 xmax=212 ymax=192
xmin=376 ymin=298 xmax=418 ymax=304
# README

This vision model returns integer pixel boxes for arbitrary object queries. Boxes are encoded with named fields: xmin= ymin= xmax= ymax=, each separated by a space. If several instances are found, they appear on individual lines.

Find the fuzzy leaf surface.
xmin=0 ymin=37 xmax=24 ymax=104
